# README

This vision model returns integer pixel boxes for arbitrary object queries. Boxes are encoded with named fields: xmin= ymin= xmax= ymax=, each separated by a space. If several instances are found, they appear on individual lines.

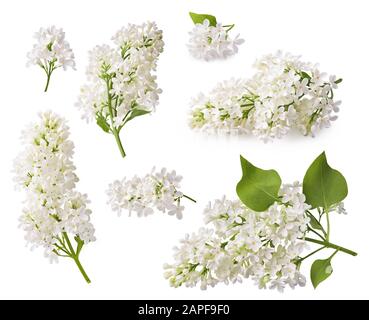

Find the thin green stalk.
xmin=43 ymin=60 xmax=56 ymax=92
xmin=329 ymin=249 xmax=339 ymax=260
xmin=307 ymin=227 xmax=326 ymax=241
xmin=325 ymin=210 xmax=330 ymax=241
xmin=44 ymin=72 xmax=51 ymax=92
xmin=105 ymin=78 xmax=126 ymax=158
xmin=223 ymin=24 xmax=235 ymax=32
xmin=183 ymin=194 xmax=197 ymax=203
xmin=62 ymin=232 xmax=91 ymax=284
xmin=306 ymin=210 xmax=327 ymax=237
xmin=298 ymin=246 xmax=325 ymax=263
xmin=304 ymin=237 xmax=357 ymax=257
xmin=119 ymin=109 xmax=132 ymax=131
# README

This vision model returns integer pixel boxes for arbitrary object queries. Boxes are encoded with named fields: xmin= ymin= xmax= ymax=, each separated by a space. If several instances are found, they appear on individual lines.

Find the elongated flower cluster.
xmin=13 ymin=112 xmax=95 ymax=265
xmin=27 ymin=26 xmax=76 ymax=91
xmin=190 ymin=51 xmax=342 ymax=141
xmin=164 ymin=183 xmax=311 ymax=291
xmin=106 ymin=168 xmax=195 ymax=219
xmin=188 ymin=19 xmax=244 ymax=61
xmin=76 ymin=22 xmax=164 ymax=158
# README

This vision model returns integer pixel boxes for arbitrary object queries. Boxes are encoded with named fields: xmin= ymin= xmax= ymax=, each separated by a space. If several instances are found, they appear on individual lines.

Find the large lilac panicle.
xmin=164 ymin=183 xmax=311 ymax=291
xmin=14 ymin=112 xmax=95 ymax=283
xmin=189 ymin=51 xmax=341 ymax=141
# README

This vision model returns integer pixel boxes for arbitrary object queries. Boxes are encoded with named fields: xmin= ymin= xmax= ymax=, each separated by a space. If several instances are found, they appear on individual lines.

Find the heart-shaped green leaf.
xmin=189 ymin=12 xmax=217 ymax=27
xmin=236 ymin=156 xmax=281 ymax=212
xmin=303 ymin=152 xmax=348 ymax=210
xmin=310 ymin=256 xmax=334 ymax=289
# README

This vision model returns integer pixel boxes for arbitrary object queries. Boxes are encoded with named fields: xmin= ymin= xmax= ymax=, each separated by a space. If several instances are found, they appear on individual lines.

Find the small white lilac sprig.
xmin=26 ymin=26 xmax=76 ymax=92
xmin=190 ymin=51 xmax=342 ymax=141
xmin=164 ymin=154 xmax=357 ymax=291
xmin=188 ymin=12 xmax=244 ymax=61
xmin=106 ymin=168 xmax=196 ymax=219
xmin=76 ymin=22 xmax=164 ymax=158
xmin=13 ymin=112 xmax=95 ymax=283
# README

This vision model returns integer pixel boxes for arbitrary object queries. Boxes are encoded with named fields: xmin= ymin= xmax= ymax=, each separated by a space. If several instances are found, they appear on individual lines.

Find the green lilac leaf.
xmin=310 ymin=257 xmax=334 ymax=289
xmin=96 ymin=115 xmax=110 ymax=133
xmin=303 ymin=152 xmax=348 ymax=209
xmin=189 ymin=12 xmax=217 ymax=27
xmin=124 ymin=108 xmax=151 ymax=124
xmin=236 ymin=156 xmax=281 ymax=212
xmin=307 ymin=212 xmax=325 ymax=233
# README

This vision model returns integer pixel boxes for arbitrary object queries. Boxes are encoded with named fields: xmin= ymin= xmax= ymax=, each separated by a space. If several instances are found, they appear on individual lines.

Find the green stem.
xmin=307 ymin=227 xmax=326 ymax=241
xmin=62 ymin=232 xmax=91 ymax=284
xmin=298 ymin=246 xmax=325 ymax=262
xmin=304 ymin=237 xmax=357 ymax=257
xmin=119 ymin=110 xmax=132 ymax=131
xmin=106 ymin=78 xmax=126 ymax=158
xmin=325 ymin=210 xmax=330 ymax=241
xmin=113 ymin=129 xmax=126 ymax=158
xmin=223 ymin=24 xmax=235 ymax=32
xmin=183 ymin=194 xmax=196 ymax=203
xmin=72 ymin=255 xmax=91 ymax=284
xmin=329 ymin=249 xmax=339 ymax=260
xmin=306 ymin=210 xmax=327 ymax=237
xmin=44 ymin=73 xmax=51 ymax=92
xmin=43 ymin=60 xmax=56 ymax=92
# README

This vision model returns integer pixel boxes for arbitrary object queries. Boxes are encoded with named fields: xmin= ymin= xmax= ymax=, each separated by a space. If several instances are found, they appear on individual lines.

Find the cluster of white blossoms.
xmin=190 ymin=51 xmax=342 ymax=141
xmin=188 ymin=19 xmax=244 ymax=61
xmin=164 ymin=183 xmax=311 ymax=291
xmin=13 ymin=112 xmax=96 ymax=261
xmin=76 ymin=22 xmax=164 ymax=134
xmin=26 ymin=26 xmax=76 ymax=91
xmin=107 ymin=168 xmax=195 ymax=219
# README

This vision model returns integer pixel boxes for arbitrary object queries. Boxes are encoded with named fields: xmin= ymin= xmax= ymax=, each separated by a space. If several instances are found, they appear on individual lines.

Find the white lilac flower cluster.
xmin=107 ymin=168 xmax=195 ymax=219
xmin=13 ymin=112 xmax=96 ymax=262
xmin=188 ymin=19 xmax=244 ymax=61
xmin=164 ymin=183 xmax=311 ymax=291
xmin=76 ymin=22 xmax=164 ymax=157
xmin=190 ymin=51 xmax=342 ymax=141
xmin=27 ymin=26 xmax=76 ymax=91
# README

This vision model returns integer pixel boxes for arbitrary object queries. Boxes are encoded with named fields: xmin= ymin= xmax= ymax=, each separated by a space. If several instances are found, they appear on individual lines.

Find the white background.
xmin=0 ymin=0 xmax=368 ymax=299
